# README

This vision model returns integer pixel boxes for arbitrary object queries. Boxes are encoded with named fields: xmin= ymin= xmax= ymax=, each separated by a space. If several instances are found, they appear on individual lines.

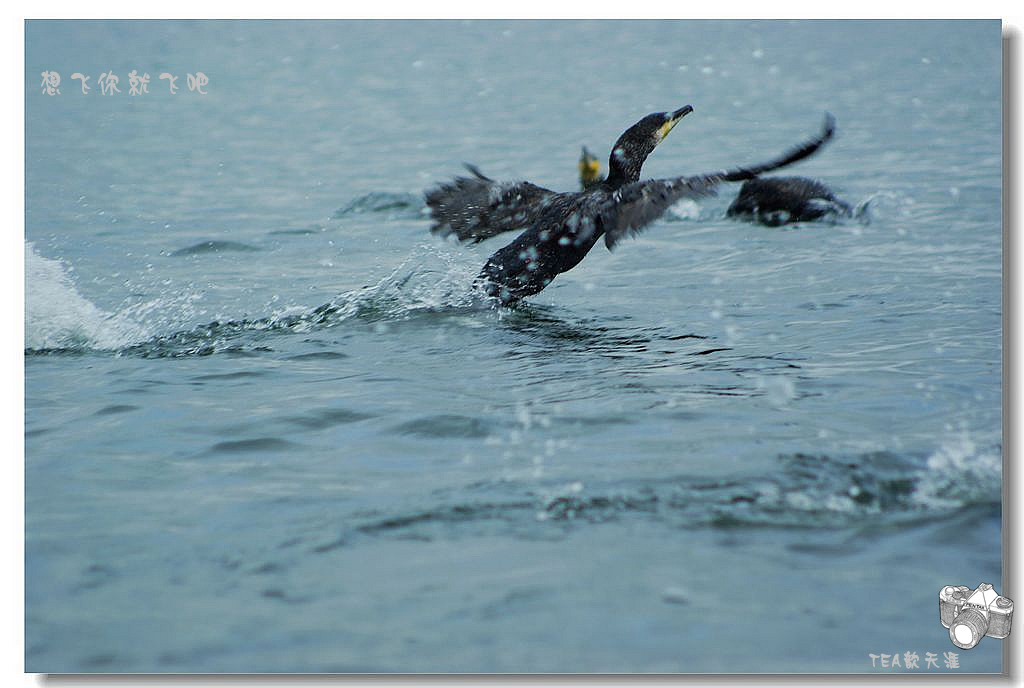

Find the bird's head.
xmin=578 ymin=146 xmax=603 ymax=190
xmin=606 ymin=105 xmax=693 ymax=185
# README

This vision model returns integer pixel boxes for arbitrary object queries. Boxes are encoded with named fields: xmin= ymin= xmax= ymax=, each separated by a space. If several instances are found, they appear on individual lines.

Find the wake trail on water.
xmin=25 ymin=241 xmax=495 ymax=357
xmin=307 ymin=430 xmax=1001 ymax=545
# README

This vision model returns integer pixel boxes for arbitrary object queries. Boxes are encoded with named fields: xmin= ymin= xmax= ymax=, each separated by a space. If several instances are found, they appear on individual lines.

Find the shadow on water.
xmin=332 ymin=191 xmax=424 ymax=219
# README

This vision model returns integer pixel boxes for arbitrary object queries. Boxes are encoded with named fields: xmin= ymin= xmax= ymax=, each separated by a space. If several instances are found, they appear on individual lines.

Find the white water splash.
xmin=26 ymin=240 xmax=491 ymax=353
xmin=850 ymin=190 xmax=916 ymax=225
xmin=916 ymin=430 xmax=1002 ymax=508
xmin=294 ymin=243 xmax=491 ymax=328
xmin=664 ymin=198 xmax=703 ymax=221
xmin=25 ymin=243 xmax=151 ymax=350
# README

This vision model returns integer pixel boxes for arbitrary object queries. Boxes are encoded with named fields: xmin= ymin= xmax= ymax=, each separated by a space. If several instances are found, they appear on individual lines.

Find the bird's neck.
xmin=605 ymin=153 xmax=644 ymax=187
xmin=604 ymin=166 xmax=638 ymax=188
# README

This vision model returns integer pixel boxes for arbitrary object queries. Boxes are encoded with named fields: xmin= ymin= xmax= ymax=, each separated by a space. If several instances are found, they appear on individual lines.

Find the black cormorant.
xmin=578 ymin=148 xmax=848 ymax=226
xmin=578 ymin=146 xmax=848 ymax=227
xmin=426 ymin=105 xmax=835 ymax=305
xmin=726 ymin=176 xmax=851 ymax=226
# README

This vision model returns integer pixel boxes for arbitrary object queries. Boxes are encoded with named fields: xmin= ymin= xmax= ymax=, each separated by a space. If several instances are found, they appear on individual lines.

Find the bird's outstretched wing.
xmin=425 ymin=164 xmax=559 ymax=243
xmin=602 ymin=113 xmax=836 ymax=249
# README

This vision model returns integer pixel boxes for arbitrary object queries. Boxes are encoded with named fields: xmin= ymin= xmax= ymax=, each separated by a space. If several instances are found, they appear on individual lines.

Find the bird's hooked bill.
xmin=657 ymin=105 xmax=693 ymax=141
xmin=671 ymin=105 xmax=694 ymax=120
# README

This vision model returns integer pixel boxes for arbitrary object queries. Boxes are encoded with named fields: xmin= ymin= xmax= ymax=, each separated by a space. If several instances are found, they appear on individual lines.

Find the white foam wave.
xmin=26 ymin=240 xmax=490 ymax=353
xmin=25 ymin=243 xmax=150 ymax=350
xmin=916 ymin=430 xmax=1002 ymax=508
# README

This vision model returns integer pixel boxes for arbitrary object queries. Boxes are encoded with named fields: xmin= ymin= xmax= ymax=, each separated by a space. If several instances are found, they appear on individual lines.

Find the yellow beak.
xmin=657 ymin=104 xmax=694 ymax=141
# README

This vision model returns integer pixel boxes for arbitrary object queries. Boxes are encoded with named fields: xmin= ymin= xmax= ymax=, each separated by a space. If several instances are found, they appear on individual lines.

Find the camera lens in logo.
xmin=950 ymin=608 xmax=988 ymax=650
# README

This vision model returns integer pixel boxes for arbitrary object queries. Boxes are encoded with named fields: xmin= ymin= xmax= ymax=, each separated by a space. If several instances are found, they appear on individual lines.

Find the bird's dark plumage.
xmin=426 ymin=106 xmax=835 ymax=305
xmin=726 ymin=176 xmax=851 ymax=226
xmin=424 ymin=164 xmax=558 ymax=244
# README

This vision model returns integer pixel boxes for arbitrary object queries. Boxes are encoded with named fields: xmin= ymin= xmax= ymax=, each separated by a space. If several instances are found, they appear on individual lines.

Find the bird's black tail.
xmin=718 ymin=113 xmax=836 ymax=182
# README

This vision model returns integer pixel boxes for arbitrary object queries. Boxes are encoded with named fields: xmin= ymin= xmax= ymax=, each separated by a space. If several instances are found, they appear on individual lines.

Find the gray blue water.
xmin=25 ymin=20 xmax=1003 ymax=673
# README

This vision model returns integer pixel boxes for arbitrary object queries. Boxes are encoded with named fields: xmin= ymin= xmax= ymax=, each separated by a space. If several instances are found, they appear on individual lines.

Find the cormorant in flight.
xmin=426 ymin=106 xmax=835 ymax=305
xmin=726 ymin=176 xmax=852 ymax=226
xmin=577 ymin=146 xmax=848 ymax=226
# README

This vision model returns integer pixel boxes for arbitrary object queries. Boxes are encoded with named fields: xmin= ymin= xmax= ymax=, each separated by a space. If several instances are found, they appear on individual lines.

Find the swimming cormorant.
xmin=578 ymin=146 xmax=603 ymax=190
xmin=426 ymin=106 xmax=835 ymax=305
xmin=461 ymin=145 xmax=603 ymax=194
xmin=726 ymin=176 xmax=851 ymax=226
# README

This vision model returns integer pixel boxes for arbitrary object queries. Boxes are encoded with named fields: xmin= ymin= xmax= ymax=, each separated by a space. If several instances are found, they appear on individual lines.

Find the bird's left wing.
xmin=602 ymin=113 xmax=836 ymax=249
xmin=425 ymin=164 xmax=560 ymax=244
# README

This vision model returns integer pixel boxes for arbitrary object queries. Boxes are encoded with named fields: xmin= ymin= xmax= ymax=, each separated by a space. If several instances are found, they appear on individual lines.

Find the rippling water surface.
xmin=25 ymin=20 xmax=1002 ymax=672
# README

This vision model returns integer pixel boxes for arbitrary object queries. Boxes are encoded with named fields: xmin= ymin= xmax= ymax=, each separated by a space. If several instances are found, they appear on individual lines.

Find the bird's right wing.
xmin=602 ymin=113 xmax=836 ymax=249
xmin=425 ymin=165 xmax=560 ymax=244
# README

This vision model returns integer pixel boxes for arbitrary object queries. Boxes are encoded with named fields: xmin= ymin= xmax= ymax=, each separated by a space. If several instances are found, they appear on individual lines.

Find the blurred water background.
xmin=25 ymin=20 xmax=1002 ymax=672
